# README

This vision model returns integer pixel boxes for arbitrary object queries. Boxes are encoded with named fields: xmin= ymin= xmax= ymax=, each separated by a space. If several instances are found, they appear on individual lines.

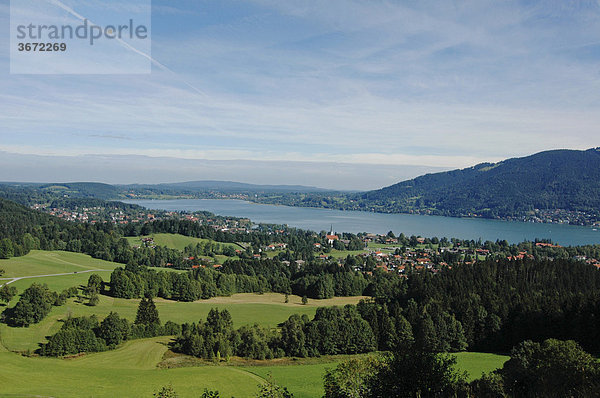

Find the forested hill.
xmin=0 ymin=182 xmax=119 ymax=204
xmin=361 ymin=148 xmax=600 ymax=219
xmin=0 ymin=197 xmax=70 ymax=257
xmin=0 ymin=197 xmax=64 ymax=237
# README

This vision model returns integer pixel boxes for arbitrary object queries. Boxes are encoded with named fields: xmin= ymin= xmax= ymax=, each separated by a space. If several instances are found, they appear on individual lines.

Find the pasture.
xmin=126 ymin=233 xmax=241 ymax=251
xmin=0 ymin=337 xmax=260 ymax=397
xmin=453 ymin=351 xmax=509 ymax=381
xmin=0 ymin=250 xmax=118 ymax=278
xmin=0 ymin=250 xmax=509 ymax=397
xmin=0 ymin=251 xmax=364 ymax=352
xmin=0 ymin=337 xmax=509 ymax=398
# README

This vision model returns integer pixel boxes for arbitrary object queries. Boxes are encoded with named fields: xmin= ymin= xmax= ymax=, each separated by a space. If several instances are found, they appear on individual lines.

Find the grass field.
xmin=244 ymin=362 xmax=342 ymax=398
xmin=0 ymin=250 xmax=119 ymax=278
xmin=0 ymin=251 xmax=365 ymax=352
xmin=126 ymin=233 xmax=241 ymax=252
xmin=0 ymin=337 xmax=261 ymax=397
xmin=0 ymin=292 xmax=364 ymax=352
xmin=0 ymin=337 xmax=510 ymax=398
xmin=453 ymin=351 xmax=509 ymax=381
xmin=0 ymin=250 xmax=509 ymax=397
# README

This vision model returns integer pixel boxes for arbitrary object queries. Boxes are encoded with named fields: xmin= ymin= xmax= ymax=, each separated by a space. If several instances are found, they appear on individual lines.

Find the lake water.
xmin=124 ymin=199 xmax=600 ymax=246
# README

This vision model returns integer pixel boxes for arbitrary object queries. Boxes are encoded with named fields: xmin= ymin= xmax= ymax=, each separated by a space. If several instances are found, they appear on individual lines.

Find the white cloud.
xmin=0 ymin=0 xmax=599 ymax=183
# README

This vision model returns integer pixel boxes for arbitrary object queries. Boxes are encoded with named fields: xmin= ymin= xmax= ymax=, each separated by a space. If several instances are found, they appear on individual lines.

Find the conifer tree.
xmin=135 ymin=297 xmax=160 ymax=325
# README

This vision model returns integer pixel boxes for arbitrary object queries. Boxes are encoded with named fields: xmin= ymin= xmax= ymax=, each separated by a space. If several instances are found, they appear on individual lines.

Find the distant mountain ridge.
xmin=361 ymin=148 xmax=600 ymax=220
xmin=2 ymin=149 xmax=599 ymax=225
xmin=121 ymin=180 xmax=330 ymax=193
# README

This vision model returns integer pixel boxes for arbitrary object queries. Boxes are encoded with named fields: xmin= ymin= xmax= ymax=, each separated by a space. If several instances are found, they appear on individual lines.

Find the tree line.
xmin=1 ymin=283 xmax=78 ymax=327
xmin=40 ymin=297 xmax=180 ymax=357
xmin=107 ymin=258 xmax=378 ymax=301
xmin=388 ymin=257 xmax=600 ymax=354
xmin=171 ymin=306 xmax=376 ymax=361
xmin=324 ymin=338 xmax=600 ymax=397
xmin=108 ymin=255 xmax=600 ymax=356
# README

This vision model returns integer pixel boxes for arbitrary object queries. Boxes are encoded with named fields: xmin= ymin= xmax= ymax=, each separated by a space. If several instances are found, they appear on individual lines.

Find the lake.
xmin=124 ymin=199 xmax=600 ymax=246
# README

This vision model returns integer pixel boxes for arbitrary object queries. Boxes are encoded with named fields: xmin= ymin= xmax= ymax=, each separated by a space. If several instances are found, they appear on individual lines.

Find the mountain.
xmin=120 ymin=180 xmax=330 ymax=193
xmin=361 ymin=148 xmax=600 ymax=219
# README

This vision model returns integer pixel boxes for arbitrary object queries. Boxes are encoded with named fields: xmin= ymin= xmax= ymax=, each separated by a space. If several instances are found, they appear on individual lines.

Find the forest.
xmin=246 ymin=148 xmax=600 ymax=225
xmin=360 ymin=148 xmax=600 ymax=218
xmin=124 ymin=256 xmax=600 ymax=356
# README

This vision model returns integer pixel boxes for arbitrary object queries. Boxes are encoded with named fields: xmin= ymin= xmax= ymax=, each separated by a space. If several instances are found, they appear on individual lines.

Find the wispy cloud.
xmin=1 ymin=0 xmax=599 ymax=186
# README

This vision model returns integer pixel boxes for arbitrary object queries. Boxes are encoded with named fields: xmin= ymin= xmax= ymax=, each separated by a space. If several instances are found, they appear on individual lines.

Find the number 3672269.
xmin=18 ymin=42 xmax=67 ymax=51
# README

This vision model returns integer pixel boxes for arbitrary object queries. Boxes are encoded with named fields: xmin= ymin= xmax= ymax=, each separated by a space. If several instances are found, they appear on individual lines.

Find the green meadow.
xmin=0 ymin=337 xmax=261 ymax=397
xmin=126 ymin=233 xmax=241 ymax=251
xmin=0 ymin=251 xmax=364 ymax=353
xmin=453 ymin=351 xmax=509 ymax=381
xmin=0 ymin=338 xmax=509 ymax=398
xmin=0 ymin=250 xmax=118 ymax=278
xmin=0 ymin=250 xmax=509 ymax=397
xmin=244 ymin=361 xmax=344 ymax=398
xmin=0 ymin=292 xmax=363 ymax=353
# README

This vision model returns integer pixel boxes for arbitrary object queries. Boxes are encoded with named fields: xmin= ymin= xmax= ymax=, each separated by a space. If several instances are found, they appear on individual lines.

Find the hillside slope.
xmin=362 ymin=148 xmax=600 ymax=220
xmin=0 ymin=197 xmax=64 ymax=242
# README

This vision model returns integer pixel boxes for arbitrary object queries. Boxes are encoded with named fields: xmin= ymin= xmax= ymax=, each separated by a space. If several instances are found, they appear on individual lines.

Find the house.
xmin=535 ymin=242 xmax=562 ymax=248
xmin=508 ymin=251 xmax=533 ymax=261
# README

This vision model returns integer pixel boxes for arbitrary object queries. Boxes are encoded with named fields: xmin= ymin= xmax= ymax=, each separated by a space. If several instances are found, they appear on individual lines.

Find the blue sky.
xmin=1 ymin=0 xmax=599 ymax=189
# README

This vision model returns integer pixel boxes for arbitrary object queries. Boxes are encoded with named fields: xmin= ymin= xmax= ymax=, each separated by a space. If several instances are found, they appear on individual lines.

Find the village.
xmin=31 ymin=203 xmax=252 ymax=232
xmin=132 ymin=225 xmax=600 ymax=276
xmin=29 ymin=202 xmax=600 ymax=274
xmin=305 ymin=233 xmax=600 ymax=275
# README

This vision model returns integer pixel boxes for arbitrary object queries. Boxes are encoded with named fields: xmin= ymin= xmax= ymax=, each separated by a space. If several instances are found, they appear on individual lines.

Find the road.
xmin=0 ymin=269 xmax=108 ymax=287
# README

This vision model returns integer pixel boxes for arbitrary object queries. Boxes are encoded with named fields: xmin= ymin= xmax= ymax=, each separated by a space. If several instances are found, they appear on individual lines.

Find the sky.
xmin=1 ymin=0 xmax=599 ymax=190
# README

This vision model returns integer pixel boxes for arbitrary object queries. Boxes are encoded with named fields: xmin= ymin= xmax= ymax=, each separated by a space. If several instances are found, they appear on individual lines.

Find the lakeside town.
xmin=31 ymin=202 xmax=252 ymax=232
xmin=122 ymin=189 xmax=600 ymax=227
xmin=30 ymin=200 xmax=600 ymax=275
